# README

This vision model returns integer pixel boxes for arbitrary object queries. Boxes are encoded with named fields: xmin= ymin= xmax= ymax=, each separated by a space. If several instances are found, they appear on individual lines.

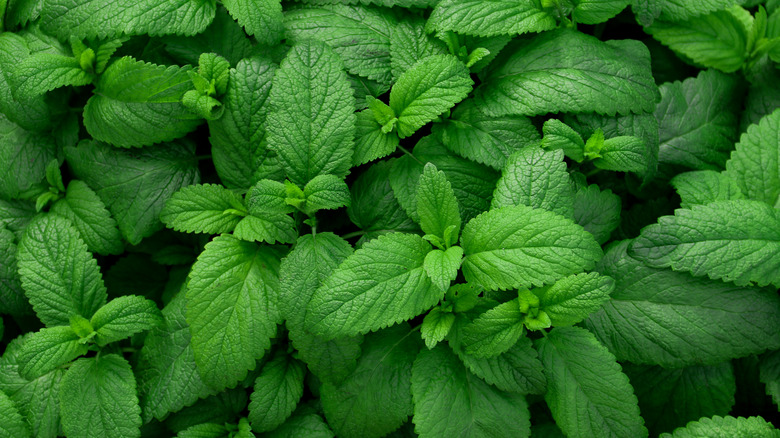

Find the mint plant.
xmin=2 ymin=0 xmax=780 ymax=437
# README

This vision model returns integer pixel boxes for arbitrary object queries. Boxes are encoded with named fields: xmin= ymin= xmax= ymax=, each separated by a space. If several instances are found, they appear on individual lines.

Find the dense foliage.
xmin=1 ymin=0 xmax=780 ymax=437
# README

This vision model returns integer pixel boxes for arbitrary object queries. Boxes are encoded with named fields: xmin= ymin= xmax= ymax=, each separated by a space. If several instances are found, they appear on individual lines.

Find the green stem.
xmin=341 ymin=230 xmax=366 ymax=240
xmin=398 ymin=144 xmax=423 ymax=165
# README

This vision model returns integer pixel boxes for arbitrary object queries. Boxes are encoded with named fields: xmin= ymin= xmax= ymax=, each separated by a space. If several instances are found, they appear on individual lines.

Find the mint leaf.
xmin=411 ymin=344 xmax=531 ymax=437
xmin=573 ymin=184 xmax=621 ymax=245
xmin=655 ymin=0 xmax=750 ymax=22
xmin=461 ymin=205 xmax=603 ymax=290
xmin=390 ymin=16 xmax=447 ymax=80
xmin=476 ymin=29 xmax=658 ymax=117
xmin=535 ymin=272 xmax=614 ymax=327
xmin=671 ymin=170 xmax=744 ymax=208
xmin=760 ymin=350 xmax=780 ymax=408
xmin=492 ymin=146 xmax=575 ymax=219
xmin=232 ymin=214 xmax=297 ymax=245
xmin=0 ymin=228 xmax=30 ymax=316
xmin=59 ymin=355 xmax=141 ymax=438
xmin=320 ymin=324 xmax=420 ymax=438
xmin=265 ymin=404 xmax=334 ymax=438
xmin=416 ymin=163 xmax=461 ymax=244
xmin=83 ymin=57 xmax=200 ymax=148
xmin=630 ymin=200 xmax=780 ymax=287
xmin=16 ymin=326 xmax=86 ymax=380
xmin=0 ymin=388 xmax=30 ymax=438
xmin=542 ymin=119 xmax=586 ymax=162
xmin=65 ymin=140 xmax=200 ymax=245
xmin=460 ymin=300 xmax=525 ymax=358
xmin=12 ymin=53 xmax=91 ymax=99
xmin=0 ymin=116 xmax=58 ymax=200
xmin=661 ymin=415 xmax=779 ymax=438
xmin=222 ymin=0 xmax=283 ymax=45
xmin=433 ymin=99 xmax=541 ymax=170
xmin=726 ymin=109 xmax=780 ymax=207
xmin=586 ymin=241 xmax=780 ymax=367
xmin=427 ymin=0 xmax=556 ymax=37
xmin=303 ymin=175 xmax=351 ymax=214
xmin=591 ymin=136 xmax=651 ymax=173
xmin=420 ymin=307 xmax=455 ymax=349
xmin=90 ymin=295 xmax=162 ymax=346
xmin=267 ymin=40 xmax=355 ymax=187
xmin=353 ymin=110 xmax=400 ymax=165
xmin=186 ymin=235 xmax=283 ymax=390
xmin=0 ymin=34 xmax=52 ymax=131
xmin=306 ymin=233 xmax=440 ymax=339
xmin=160 ymin=184 xmax=245 ymax=235
xmin=246 ymin=180 xmax=292 ymax=215
xmin=50 ymin=180 xmax=123 ymax=256
xmin=389 ymin=54 xmax=473 ymax=138
xmin=17 ymin=214 xmax=107 ymax=326
xmin=248 ymin=351 xmax=306 ymax=432
xmin=572 ymin=0 xmax=630 ymax=24
xmin=536 ymin=326 xmax=648 ymax=438
xmin=423 ymin=247 xmax=463 ymax=292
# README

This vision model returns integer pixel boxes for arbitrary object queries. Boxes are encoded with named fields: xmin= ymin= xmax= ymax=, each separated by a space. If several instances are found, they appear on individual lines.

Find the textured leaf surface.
xmin=160 ymin=184 xmax=244 ymax=234
xmin=0 ymin=115 xmax=58 ymax=200
xmin=535 ymin=273 xmax=614 ymax=327
xmin=416 ymin=163 xmax=461 ymax=241
xmin=390 ymin=16 xmax=447 ymax=80
xmin=655 ymin=0 xmax=748 ymax=22
xmin=222 ymin=0 xmax=283 ymax=45
xmin=186 ymin=235 xmax=283 ymax=390
xmin=572 ymin=0 xmax=630 ymax=24
xmin=423 ymin=247 xmax=462 ymax=292
xmin=17 ymin=326 xmax=86 ymax=380
xmin=0 ymin=388 xmax=29 ymax=438
xmin=248 ymin=352 xmax=306 ymax=432
xmin=12 ymin=53 xmax=91 ymax=99
xmin=460 ymin=300 xmax=525 ymax=358
xmin=51 ymin=180 xmax=123 ymax=256
xmin=427 ymin=0 xmax=556 ymax=37
xmin=91 ymin=295 xmax=162 ymax=346
xmin=353 ymin=110 xmax=400 ymax=165
xmin=586 ymin=241 xmax=780 ymax=367
xmin=0 ymin=228 xmax=30 ymax=316
xmin=461 ymin=205 xmax=603 ymax=290
xmin=671 ymin=170 xmax=744 ymax=208
xmin=303 ymin=175 xmax=351 ymax=213
xmin=0 ymin=35 xmax=51 ymax=131
xmin=232 ymin=214 xmax=296 ymax=245
xmin=726 ymin=109 xmax=780 ymax=207
xmin=660 ymin=416 xmax=779 ymax=438
xmin=573 ymin=185 xmax=621 ymax=245
xmin=536 ymin=326 xmax=647 ymax=438
xmin=17 ymin=214 xmax=107 ymax=326
xmin=760 ymin=350 xmax=780 ymax=409
xmin=265 ymin=404 xmax=334 ymax=438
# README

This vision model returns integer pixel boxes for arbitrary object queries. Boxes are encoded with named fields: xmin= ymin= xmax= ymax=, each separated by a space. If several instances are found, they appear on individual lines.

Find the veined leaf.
xmin=572 ymin=0 xmax=630 ymax=24
xmin=12 ymin=53 xmax=91 ymax=99
xmin=248 ymin=352 xmax=306 ymax=432
xmin=671 ymin=170 xmax=744 ymax=209
xmin=0 ymin=228 xmax=30 ymax=316
xmin=160 ymin=184 xmax=245 ymax=235
xmin=222 ymin=0 xmax=283 ymax=45
xmin=416 ymin=163 xmax=461 ymax=243
xmin=390 ymin=16 xmax=447 ymax=80
xmin=0 ymin=388 xmax=30 ymax=438
xmin=534 ymin=272 xmax=614 ymax=327
xmin=16 ymin=326 xmax=87 ymax=380
xmin=460 ymin=299 xmax=525 ymax=358
xmin=427 ymin=0 xmax=556 ymax=37
xmin=0 ymin=34 xmax=52 ymax=131
xmin=90 ymin=295 xmax=163 ymax=347
xmin=726 ymin=109 xmax=780 ymax=207
xmin=573 ymin=184 xmax=621 ymax=245
xmin=0 ymin=115 xmax=58 ymax=200
xmin=660 ymin=415 xmax=779 ymax=438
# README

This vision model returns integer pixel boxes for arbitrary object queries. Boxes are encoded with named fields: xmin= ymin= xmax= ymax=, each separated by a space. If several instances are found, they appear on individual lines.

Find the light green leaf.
xmin=416 ymin=163 xmax=461 ymax=243
xmin=303 ymin=175 xmax=351 ymax=214
xmin=160 ymin=184 xmax=245 ymax=235
xmin=64 ymin=140 xmax=200 ymax=245
xmin=427 ymin=0 xmax=556 ymax=37
xmin=60 ymin=355 xmax=141 ymax=438
xmin=660 ymin=416 xmax=779 ymax=438
xmin=248 ymin=352 xmax=306 ymax=432
xmin=534 ymin=272 xmax=614 ymax=327
xmin=592 ymin=136 xmax=650 ymax=173
xmin=572 ymin=0 xmax=630 ymax=24
xmin=726 ymin=109 xmax=780 ymax=207
xmin=460 ymin=300 xmax=525 ymax=358
xmin=542 ymin=119 xmax=586 ymax=162
xmin=186 ymin=235 xmax=283 ymax=390
xmin=50 ymin=180 xmax=123 ymax=256
xmin=411 ymin=344 xmax=531 ymax=437
xmin=389 ymin=54 xmax=473 ymax=138
xmin=0 ymin=115 xmax=58 ymax=200
xmin=320 ymin=324 xmax=420 ymax=438
xmin=267 ymin=41 xmax=355 ymax=187
xmin=40 ymin=0 xmax=216 ymax=39
xmin=475 ymin=29 xmax=659 ymax=117
xmin=12 ymin=53 xmax=91 ymax=99
xmin=536 ymin=326 xmax=648 ymax=438
xmin=461 ymin=205 xmax=603 ymax=290
xmin=629 ymin=200 xmax=780 ymax=287
xmin=423 ymin=247 xmax=463 ymax=292
xmin=16 ymin=326 xmax=87 ymax=380
xmin=246 ymin=180 xmax=292 ymax=215
xmin=353 ymin=110 xmax=400 ymax=166
xmin=573 ymin=184 xmax=621 ymax=245
xmin=222 ymin=0 xmax=283 ymax=45
xmin=390 ymin=16 xmax=447 ymax=80
xmin=0 ymin=388 xmax=30 ymax=438
xmin=91 ymin=295 xmax=162 ymax=347
xmin=307 ymin=233 xmax=440 ymax=339
xmin=232 ymin=214 xmax=296 ymax=244
xmin=84 ymin=57 xmax=200 ymax=147
xmin=17 ymin=214 xmax=107 ymax=326
xmin=656 ymin=0 xmax=749 ymax=22
xmin=421 ymin=307 xmax=455 ymax=350
xmin=586 ymin=240 xmax=780 ymax=367
xmin=492 ymin=146 xmax=574 ymax=219
xmin=671 ymin=170 xmax=745 ymax=209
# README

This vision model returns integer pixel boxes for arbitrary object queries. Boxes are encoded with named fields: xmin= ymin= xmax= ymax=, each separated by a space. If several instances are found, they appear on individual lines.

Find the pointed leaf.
xmin=416 ymin=163 xmax=461 ymax=242
xmin=0 ymin=389 xmax=30 ymax=438
xmin=222 ymin=0 xmax=283 ymax=45
xmin=573 ymin=184 xmax=621 ymax=245
xmin=232 ymin=214 xmax=296 ymax=245
xmin=460 ymin=299 xmax=525 ymax=358
xmin=660 ymin=416 xmax=779 ymax=438
xmin=423 ymin=247 xmax=463 ymax=292
xmin=303 ymin=175 xmax=351 ymax=213
xmin=535 ymin=272 xmax=614 ymax=327
xmin=421 ymin=307 xmax=455 ymax=350
xmin=671 ymin=170 xmax=744 ymax=209
xmin=248 ymin=352 xmax=306 ymax=432
xmin=726 ymin=109 xmax=780 ymax=207
xmin=16 ymin=326 xmax=87 ymax=380
xmin=12 ymin=53 xmax=91 ymax=99
xmin=427 ymin=0 xmax=556 ymax=37
xmin=160 ymin=184 xmax=245 ymax=235
xmin=91 ymin=295 xmax=162 ymax=347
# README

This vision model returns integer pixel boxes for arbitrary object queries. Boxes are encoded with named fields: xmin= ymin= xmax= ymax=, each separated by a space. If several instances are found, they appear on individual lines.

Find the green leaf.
xmin=16 ymin=326 xmax=87 ymax=380
xmin=353 ymin=110 xmax=400 ymax=166
xmin=135 ymin=290 xmax=214 ymax=423
xmin=0 ymin=388 xmax=30 ymax=438
xmin=303 ymin=175 xmax=351 ymax=214
xmin=475 ymin=29 xmax=659 ymax=117
xmin=40 ymin=0 xmax=216 ymax=39
xmin=411 ymin=344 xmax=531 ymax=437
xmin=492 ymin=146 xmax=574 ymax=219
xmin=534 ymin=273 xmax=614 ymax=327
xmin=572 ymin=0 xmax=630 ymax=24
xmin=760 ymin=350 xmax=780 ymax=408
xmin=586 ymin=240 xmax=780 ymax=367
xmin=573 ymin=184 xmax=621 ymax=245
xmin=267 ymin=40 xmax=355 ymax=187
xmin=265 ymin=404 xmax=335 ymax=438
xmin=90 ymin=295 xmax=162 ymax=346
xmin=160 ymin=184 xmax=245 ymax=235
xmin=163 ymin=389 xmax=247 ymax=434
xmin=0 ymin=34 xmax=52 ymax=132
xmin=246 ymin=180 xmax=293 ymax=215
xmin=645 ymin=7 xmax=751 ymax=73
xmin=536 ymin=326 xmax=648 ymax=438
xmin=65 ymin=140 xmax=200 ymax=246
xmin=0 ymin=228 xmax=31 ymax=317
xmin=629 ymin=200 xmax=780 ymax=287
xmin=59 ymin=355 xmax=141 ymax=438
xmin=390 ymin=16 xmax=447 ymax=80
xmin=655 ymin=69 xmax=741 ymax=172
xmin=232 ymin=214 xmax=297 ymax=245
xmin=654 ymin=0 xmax=750 ymax=23
xmin=0 ymin=116 xmax=58 ymax=200
xmin=671 ymin=170 xmax=745 ymax=209
xmin=284 ymin=4 xmax=396 ymax=84
xmin=423 ymin=247 xmax=463 ymax=292
xmin=421 ymin=307 xmax=455 ymax=349
xmin=389 ymin=54 xmax=473 ymax=138
xmin=460 ymin=300 xmax=525 ymax=358
xmin=660 ymin=416 xmax=779 ymax=438
xmin=416 ymin=163 xmax=461 ymax=243
xmin=320 ymin=324 xmax=420 ymax=438
xmin=427 ymin=0 xmax=556 ymax=37
xmin=591 ymin=136 xmax=650 ymax=173
xmin=624 ymin=362 xmax=736 ymax=436
xmin=50 ymin=180 xmax=123 ymax=256
xmin=461 ymin=205 xmax=603 ymax=290
xmin=248 ymin=352 xmax=306 ymax=432
xmin=84 ymin=57 xmax=201 ymax=148
xmin=542 ymin=119 xmax=586 ymax=162
xmin=726 ymin=109 xmax=780 ymax=207
xmin=186 ymin=235 xmax=283 ymax=390
xmin=176 ymin=423 xmax=228 ymax=438
xmin=222 ymin=0 xmax=283 ymax=45
xmin=306 ymin=233 xmax=440 ymax=339
xmin=17 ymin=214 xmax=107 ymax=326
xmin=433 ymin=99 xmax=541 ymax=170
xmin=12 ymin=53 xmax=91 ymax=99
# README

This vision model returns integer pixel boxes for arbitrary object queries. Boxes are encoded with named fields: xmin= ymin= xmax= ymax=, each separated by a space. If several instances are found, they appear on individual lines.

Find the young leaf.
xmin=389 ymin=54 xmax=473 ymax=138
xmin=90 ymin=295 xmax=162 ymax=346
xmin=264 ymin=404 xmax=335 ymax=438
xmin=303 ymin=175 xmax=351 ymax=214
xmin=427 ymin=0 xmax=556 ymax=37
xmin=353 ymin=110 xmax=400 ymax=166
xmin=629 ymin=200 xmax=780 ymax=287
xmin=591 ymin=136 xmax=650 ymax=173
xmin=306 ymin=233 xmax=440 ymax=339
xmin=160 ymin=184 xmax=245 ymax=235
xmin=0 ymin=388 xmax=30 ymax=438
xmin=267 ymin=40 xmax=355 ymax=187
xmin=542 ymin=119 xmax=586 ymax=162
xmin=17 ymin=214 xmax=107 ymax=326
xmin=534 ymin=272 xmax=614 ymax=327
xmin=475 ymin=29 xmax=659 ymax=117
xmin=59 ymin=355 xmax=141 ymax=438
xmin=411 ymin=344 xmax=531 ymax=437
xmin=12 ymin=53 xmax=92 ymax=99
xmin=222 ymin=0 xmax=283 ymax=45
xmin=460 ymin=299 xmax=526 ymax=358
xmin=232 ymin=214 xmax=297 ymax=245
xmin=416 ymin=163 xmax=461 ymax=243
xmin=461 ymin=205 xmax=603 ymax=290
xmin=573 ymin=184 xmax=621 ymax=245
xmin=671 ymin=170 xmax=745 ymax=208
xmin=726 ymin=109 xmax=780 ymax=207
xmin=536 ymin=326 xmax=648 ymax=438
xmin=660 ymin=416 xmax=779 ymax=438
xmin=248 ymin=352 xmax=306 ymax=433
xmin=423 ymin=247 xmax=463 ymax=292
xmin=186 ymin=235 xmax=283 ymax=390
xmin=16 ymin=326 xmax=87 ymax=380
xmin=420 ymin=307 xmax=455 ymax=349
